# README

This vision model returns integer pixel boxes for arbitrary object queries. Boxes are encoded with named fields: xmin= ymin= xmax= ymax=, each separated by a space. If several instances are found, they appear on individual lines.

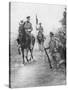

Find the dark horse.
xmin=17 ymin=25 xmax=35 ymax=64
xmin=37 ymin=31 xmax=45 ymax=51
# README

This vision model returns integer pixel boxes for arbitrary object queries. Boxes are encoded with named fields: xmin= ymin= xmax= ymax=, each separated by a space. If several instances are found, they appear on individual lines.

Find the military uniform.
xmin=37 ymin=23 xmax=44 ymax=40
xmin=37 ymin=25 xmax=43 ymax=33
xmin=23 ymin=21 xmax=33 ymax=38
xmin=48 ymin=33 xmax=59 ymax=69
xmin=49 ymin=37 xmax=57 ymax=53
xmin=37 ymin=23 xmax=44 ymax=41
xmin=37 ymin=24 xmax=44 ymax=51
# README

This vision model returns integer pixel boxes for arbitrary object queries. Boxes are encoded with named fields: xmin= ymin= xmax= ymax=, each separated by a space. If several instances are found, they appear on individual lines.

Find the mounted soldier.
xmin=37 ymin=22 xmax=45 ymax=51
xmin=37 ymin=22 xmax=43 ymax=33
xmin=16 ymin=20 xmax=24 ymax=54
xmin=16 ymin=16 xmax=35 ymax=64
xmin=23 ymin=16 xmax=33 ymax=39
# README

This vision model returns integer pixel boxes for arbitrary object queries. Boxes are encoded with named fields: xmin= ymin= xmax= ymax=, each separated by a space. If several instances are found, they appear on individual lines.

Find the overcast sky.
xmin=10 ymin=2 xmax=66 ymax=42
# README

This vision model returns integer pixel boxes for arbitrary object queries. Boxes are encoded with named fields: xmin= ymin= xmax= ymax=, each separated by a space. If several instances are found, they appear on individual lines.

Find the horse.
xmin=16 ymin=25 xmax=35 ymax=64
xmin=37 ymin=31 xmax=45 ymax=51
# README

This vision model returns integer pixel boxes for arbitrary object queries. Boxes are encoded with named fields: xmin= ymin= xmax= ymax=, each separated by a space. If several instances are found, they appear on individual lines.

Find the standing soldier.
xmin=46 ymin=32 xmax=65 ymax=70
xmin=23 ymin=16 xmax=33 ymax=39
xmin=48 ymin=32 xmax=58 ymax=70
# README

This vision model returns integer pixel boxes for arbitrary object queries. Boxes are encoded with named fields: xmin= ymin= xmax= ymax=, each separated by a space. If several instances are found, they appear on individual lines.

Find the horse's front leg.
xmin=25 ymin=49 xmax=29 ymax=63
xmin=38 ymin=42 xmax=41 ymax=51
xmin=21 ymin=48 xmax=25 ymax=64
xmin=41 ymin=41 xmax=44 ymax=51
xmin=29 ymin=48 xmax=33 ymax=61
xmin=18 ymin=45 xmax=21 ymax=54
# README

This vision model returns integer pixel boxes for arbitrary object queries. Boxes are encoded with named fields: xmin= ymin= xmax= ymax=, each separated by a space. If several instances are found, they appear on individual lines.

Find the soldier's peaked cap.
xmin=26 ymin=16 xmax=30 ymax=19
xmin=50 ymin=32 xmax=54 ymax=36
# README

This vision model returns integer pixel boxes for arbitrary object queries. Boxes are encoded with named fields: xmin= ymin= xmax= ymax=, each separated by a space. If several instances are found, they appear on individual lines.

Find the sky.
xmin=10 ymin=2 xmax=66 ymax=42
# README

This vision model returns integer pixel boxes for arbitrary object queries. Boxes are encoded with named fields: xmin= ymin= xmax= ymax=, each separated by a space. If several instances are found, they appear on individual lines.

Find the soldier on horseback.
xmin=23 ymin=16 xmax=33 ymax=39
xmin=17 ymin=16 xmax=33 ymax=45
xmin=37 ymin=22 xmax=43 ymax=33
xmin=16 ymin=16 xmax=35 ymax=64
xmin=37 ymin=22 xmax=45 ymax=51
xmin=17 ymin=20 xmax=24 ymax=54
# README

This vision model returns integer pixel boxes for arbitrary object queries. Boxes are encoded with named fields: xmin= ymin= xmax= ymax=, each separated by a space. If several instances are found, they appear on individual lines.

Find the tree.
xmin=60 ymin=8 xmax=66 ymax=26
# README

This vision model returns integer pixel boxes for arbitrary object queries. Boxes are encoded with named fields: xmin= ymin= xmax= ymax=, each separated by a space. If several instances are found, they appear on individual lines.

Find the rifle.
xmin=44 ymin=48 xmax=52 ymax=69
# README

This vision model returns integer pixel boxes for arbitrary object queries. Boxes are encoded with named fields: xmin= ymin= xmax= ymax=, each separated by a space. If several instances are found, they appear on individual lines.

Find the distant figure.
xmin=17 ymin=20 xmax=24 ymax=54
xmin=18 ymin=20 xmax=24 ymax=41
xmin=37 ymin=23 xmax=43 ymax=32
xmin=37 ymin=22 xmax=45 ymax=51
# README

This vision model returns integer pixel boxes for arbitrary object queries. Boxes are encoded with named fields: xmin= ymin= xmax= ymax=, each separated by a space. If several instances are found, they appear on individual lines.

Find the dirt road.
xmin=11 ymin=47 xmax=66 ymax=88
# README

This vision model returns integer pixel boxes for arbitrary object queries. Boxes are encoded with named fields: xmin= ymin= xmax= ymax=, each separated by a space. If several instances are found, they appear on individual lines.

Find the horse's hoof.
xmin=32 ymin=59 xmax=35 ymax=62
xmin=27 ymin=61 xmax=29 ymax=64
xmin=19 ymin=53 xmax=21 ymax=55
xmin=27 ymin=59 xmax=29 ymax=63
xmin=50 ymin=66 xmax=52 ymax=69
xmin=23 ymin=62 xmax=25 ymax=65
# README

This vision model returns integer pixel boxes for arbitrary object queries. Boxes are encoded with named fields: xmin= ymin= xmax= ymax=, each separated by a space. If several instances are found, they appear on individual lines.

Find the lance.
xmin=36 ymin=15 xmax=38 ymax=31
xmin=44 ymin=48 xmax=52 ymax=69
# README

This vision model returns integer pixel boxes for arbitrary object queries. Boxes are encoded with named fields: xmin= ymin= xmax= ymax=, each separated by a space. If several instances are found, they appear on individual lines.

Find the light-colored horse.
xmin=37 ymin=31 xmax=46 ymax=51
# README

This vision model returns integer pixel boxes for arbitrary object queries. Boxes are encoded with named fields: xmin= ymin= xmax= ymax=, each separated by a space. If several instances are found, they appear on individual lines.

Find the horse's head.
xmin=37 ymin=32 xmax=43 ymax=40
xmin=16 ymin=38 xmax=20 ymax=45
